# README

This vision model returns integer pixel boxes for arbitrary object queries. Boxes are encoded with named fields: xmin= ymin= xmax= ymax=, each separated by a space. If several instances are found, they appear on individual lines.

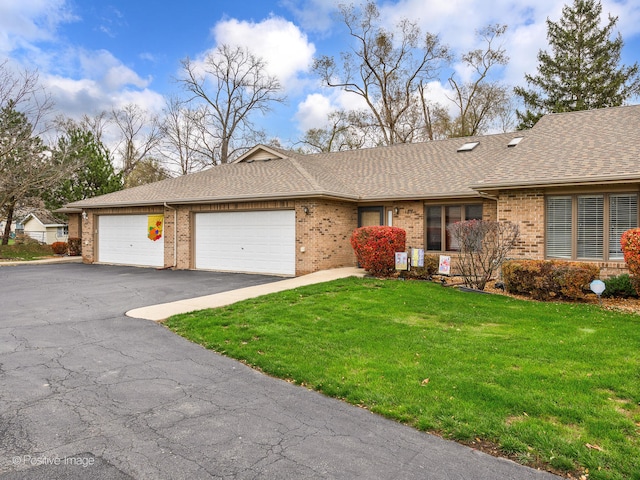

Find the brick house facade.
xmin=63 ymin=105 xmax=640 ymax=278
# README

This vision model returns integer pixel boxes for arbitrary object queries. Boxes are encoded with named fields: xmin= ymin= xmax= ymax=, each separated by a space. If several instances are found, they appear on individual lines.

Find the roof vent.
xmin=507 ymin=137 xmax=524 ymax=147
xmin=457 ymin=141 xmax=479 ymax=152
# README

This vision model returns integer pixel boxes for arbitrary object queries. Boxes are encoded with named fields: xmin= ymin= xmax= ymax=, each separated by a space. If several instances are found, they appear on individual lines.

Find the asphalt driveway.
xmin=0 ymin=264 xmax=559 ymax=479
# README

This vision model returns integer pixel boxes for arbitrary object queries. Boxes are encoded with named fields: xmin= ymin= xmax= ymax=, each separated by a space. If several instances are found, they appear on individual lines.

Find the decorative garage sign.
xmin=148 ymin=214 xmax=163 ymax=241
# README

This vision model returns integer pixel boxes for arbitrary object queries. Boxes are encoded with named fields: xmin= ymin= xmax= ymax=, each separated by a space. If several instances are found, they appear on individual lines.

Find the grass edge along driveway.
xmin=165 ymin=277 xmax=640 ymax=480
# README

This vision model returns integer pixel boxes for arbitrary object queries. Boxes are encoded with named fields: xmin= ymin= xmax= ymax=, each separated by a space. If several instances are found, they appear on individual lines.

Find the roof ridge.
xmin=287 ymin=155 xmax=325 ymax=191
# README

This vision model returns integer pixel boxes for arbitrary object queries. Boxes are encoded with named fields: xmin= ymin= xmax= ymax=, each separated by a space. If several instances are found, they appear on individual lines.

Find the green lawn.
xmin=165 ymin=277 xmax=640 ymax=479
xmin=0 ymin=242 xmax=52 ymax=260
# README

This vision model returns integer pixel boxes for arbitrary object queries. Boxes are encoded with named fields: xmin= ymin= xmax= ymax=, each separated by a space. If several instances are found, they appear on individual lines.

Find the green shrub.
xmin=502 ymin=260 xmax=600 ymax=301
xmin=602 ymin=274 xmax=638 ymax=298
xmin=350 ymin=226 xmax=406 ymax=277
xmin=67 ymin=237 xmax=82 ymax=256
xmin=51 ymin=241 xmax=68 ymax=255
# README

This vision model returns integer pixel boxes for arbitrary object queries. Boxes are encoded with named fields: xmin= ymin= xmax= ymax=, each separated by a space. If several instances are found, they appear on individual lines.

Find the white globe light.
xmin=590 ymin=279 xmax=606 ymax=296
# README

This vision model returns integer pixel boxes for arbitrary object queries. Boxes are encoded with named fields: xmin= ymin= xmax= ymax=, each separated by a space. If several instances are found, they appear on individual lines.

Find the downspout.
xmin=164 ymin=203 xmax=177 ymax=269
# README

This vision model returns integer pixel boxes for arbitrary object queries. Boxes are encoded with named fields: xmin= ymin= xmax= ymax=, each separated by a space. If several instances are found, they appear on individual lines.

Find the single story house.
xmin=21 ymin=211 xmax=69 ymax=245
xmin=63 ymin=105 xmax=640 ymax=277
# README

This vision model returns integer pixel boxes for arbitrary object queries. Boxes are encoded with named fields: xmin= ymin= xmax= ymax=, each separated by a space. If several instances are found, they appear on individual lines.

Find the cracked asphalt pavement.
xmin=0 ymin=264 xmax=560 ymax=479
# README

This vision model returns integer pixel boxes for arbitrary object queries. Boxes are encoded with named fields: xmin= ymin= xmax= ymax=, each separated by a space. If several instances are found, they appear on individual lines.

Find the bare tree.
xmin=447 ymin=220 xmax=520 ymax=291
xmin=444 ymin=25 xmax=512 ymax=137
xmin=160 ymin=97 xmax=208 ymax=175
xmin=296 ymin=110 xmax=373 ymax=153
xmin=313 ymin=2 xmax=450 ymax=146
xmin=110 ymin=104 xmax=163 ymax=178
xmin=179 ymin=44 xmax=286 ymax=165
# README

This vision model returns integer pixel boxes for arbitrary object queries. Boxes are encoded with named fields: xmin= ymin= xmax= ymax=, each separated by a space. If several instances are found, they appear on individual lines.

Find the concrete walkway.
xmin=0 ymin=255 xmax=83 ymax=266
xmin=126 ymin=266 xmax=366 ymax=321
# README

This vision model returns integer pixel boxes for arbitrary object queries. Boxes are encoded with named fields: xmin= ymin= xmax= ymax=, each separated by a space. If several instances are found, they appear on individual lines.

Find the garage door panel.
xmin=195 ymin=211 xmax=295 ymax=275
xmin=98 ymin=215 xmax=164 ymax=267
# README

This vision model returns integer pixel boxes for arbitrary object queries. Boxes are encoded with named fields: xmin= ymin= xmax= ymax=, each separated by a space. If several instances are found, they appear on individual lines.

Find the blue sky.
xmin=2 ymin=0 xmax=640 ymax=147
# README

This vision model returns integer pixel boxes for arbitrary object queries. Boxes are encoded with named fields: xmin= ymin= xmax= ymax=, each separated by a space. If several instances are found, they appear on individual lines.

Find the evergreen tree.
xmin=44 ymin=128 xmax=123 ymax=211
xmin=514 ymin=0 xmax=640 ymax=129
xmin=0 ymin=101 xmax=48 ymax=245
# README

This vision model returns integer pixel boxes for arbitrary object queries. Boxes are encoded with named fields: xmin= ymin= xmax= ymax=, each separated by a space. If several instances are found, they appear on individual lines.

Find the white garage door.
xmin=195 ymin=210 xmax=295 ymax=275
xmin=98 ymin=215 xmax=164 ymax=267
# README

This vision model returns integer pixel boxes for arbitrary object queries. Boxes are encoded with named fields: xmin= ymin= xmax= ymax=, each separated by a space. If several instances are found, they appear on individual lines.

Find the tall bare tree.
xmin=110 ymin=104 xmax=162 ymax=178
xmin=445 ymin=24 xmax=512 ymax=137
xmin=179 ymin=44 xmax=286 ymax=165
xmin=160 ymin=97 xmax=209 ymax=175
xmin=313 ymin=1 xmax=450 ymax=146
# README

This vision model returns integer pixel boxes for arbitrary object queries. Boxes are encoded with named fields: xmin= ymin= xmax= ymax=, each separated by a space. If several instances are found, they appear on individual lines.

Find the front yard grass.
xmin=0 ymin=242 xmax=52 ymax=260
xmin=165 ymin=277 xmax=640 ymax=479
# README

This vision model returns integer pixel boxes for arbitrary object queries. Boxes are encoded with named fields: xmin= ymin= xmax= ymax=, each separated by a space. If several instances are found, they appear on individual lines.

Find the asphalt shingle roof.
xmin=66 ymin=105 xmax=640 ymax=209
xmin=474 ymin=105 xmax=640 ymax=189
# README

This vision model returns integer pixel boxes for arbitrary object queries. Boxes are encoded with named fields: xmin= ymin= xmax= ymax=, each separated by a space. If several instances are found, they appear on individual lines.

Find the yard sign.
xmin=438 ymin=255 xmax=451 ymax=275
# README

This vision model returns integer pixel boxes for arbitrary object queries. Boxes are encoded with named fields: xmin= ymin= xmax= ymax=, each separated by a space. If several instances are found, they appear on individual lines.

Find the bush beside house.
xmin=350 ymin=226 xmax=406 ymax=277
xmin=502 ymin=260 xmax=599 ymax=301
xmin=621 ymin=228 xmax=640 ymax=295
xmin=67 ymin=237 xmax=82 ymax=256
xmin=51 ymin=242 xmax=68 ymax=255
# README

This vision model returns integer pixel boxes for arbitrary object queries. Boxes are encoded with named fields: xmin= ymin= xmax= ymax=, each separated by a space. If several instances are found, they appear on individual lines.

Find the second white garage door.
xmin=195 ymin=210 xmax=296 ymax=275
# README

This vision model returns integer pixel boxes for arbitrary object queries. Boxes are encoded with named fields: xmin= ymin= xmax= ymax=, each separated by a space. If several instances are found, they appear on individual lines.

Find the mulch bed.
xmin=481 ymin=280 xmax=640 ymax=315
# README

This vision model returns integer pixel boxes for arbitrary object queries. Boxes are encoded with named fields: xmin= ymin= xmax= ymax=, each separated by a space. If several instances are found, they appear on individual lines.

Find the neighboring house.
xmin=63 ymin=105 xmax=640 ymax=277
xmin=21 ymin=211 xmax=69 ymax=245
xmin=0 ymin=219 xmax=23 ymax=238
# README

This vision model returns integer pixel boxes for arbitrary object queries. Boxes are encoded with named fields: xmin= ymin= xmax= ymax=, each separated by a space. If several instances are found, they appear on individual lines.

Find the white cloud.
xmin=78 ymin=49 xmax=151 ymax=90
xmin=212 ymin=16 xmax=316 ymax=90
xmin=295 ymin=93 xmax=334 ymax=131
xmin=0 ymin=0 xmax=76 ymax=55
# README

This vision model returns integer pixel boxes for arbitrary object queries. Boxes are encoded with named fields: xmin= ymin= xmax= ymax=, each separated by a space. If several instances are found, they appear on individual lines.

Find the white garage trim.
xmin=98 ymin=214 xmax=164 ymax=267
xmin=195 ymin=210 xmax=295 ymax=275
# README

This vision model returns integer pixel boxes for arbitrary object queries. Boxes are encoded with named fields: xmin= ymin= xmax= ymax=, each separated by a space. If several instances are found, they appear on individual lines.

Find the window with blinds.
xmin=546 ymin=193 xmax=638 ymax=261
xmin=546 ymin=196 xmax=572 ymax=259
xmin=609 ymin=194 xmax=638 ymax=259
xmin=577 ymin=195 xmax=604 ymax=259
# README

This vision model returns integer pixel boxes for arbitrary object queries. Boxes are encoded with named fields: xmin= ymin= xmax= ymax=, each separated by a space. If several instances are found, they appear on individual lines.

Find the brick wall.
xmin=296 ymin=200 xmax=358 ymax=275
xmin=497 ymin=190 xmax=545 ymax=260
xmin=392 ymin=201 xmax=424 ymax=250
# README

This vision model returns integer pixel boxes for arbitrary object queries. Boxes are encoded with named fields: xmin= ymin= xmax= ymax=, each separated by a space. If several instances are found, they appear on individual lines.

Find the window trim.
xmin=545 ymin=192 xmax=638 ymax=261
